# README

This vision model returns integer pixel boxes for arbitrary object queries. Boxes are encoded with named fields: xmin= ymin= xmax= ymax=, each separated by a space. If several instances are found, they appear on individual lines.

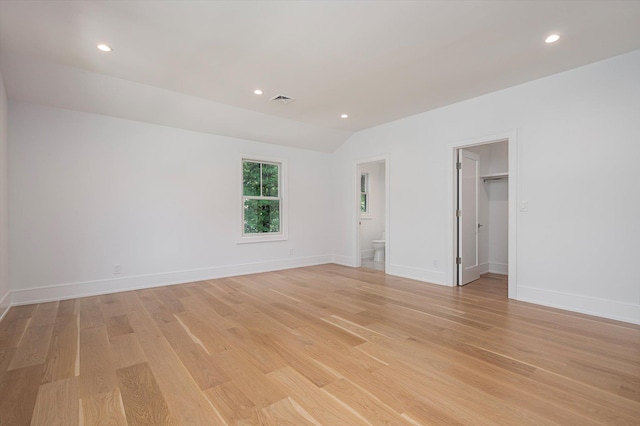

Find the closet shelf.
xmin=481 ymin=172 xmax=508 ymax=182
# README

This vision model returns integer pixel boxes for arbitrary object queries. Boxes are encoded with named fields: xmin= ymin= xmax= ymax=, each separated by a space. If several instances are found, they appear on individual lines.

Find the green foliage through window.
xmin=360 ymin=173 xmax=369 ymax=214
xmin=243 ymin=160 xmax=281 ymax=234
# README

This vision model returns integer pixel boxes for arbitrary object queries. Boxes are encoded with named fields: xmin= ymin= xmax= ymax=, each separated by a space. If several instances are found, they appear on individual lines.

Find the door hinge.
xmin=456 ymin=210 xmax=461 ymax=217
xmin=456 ymin=162 xmax=462 ymax=170
xmin=456 ymin=257 xmax=461 ymax=265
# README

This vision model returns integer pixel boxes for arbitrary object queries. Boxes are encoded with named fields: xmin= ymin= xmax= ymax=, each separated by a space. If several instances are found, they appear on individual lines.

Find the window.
xmin=241 ymin=157 xmax=287 ymax=242
xmin=360 ymin=173 xmax=370 ymax=216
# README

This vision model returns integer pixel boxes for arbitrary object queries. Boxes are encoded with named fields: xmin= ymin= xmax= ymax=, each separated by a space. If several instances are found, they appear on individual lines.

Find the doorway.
xmin=354 ymin=156 xmax=389 ymax=272
xmin=449 ymin=133 xmax=517 ymax=298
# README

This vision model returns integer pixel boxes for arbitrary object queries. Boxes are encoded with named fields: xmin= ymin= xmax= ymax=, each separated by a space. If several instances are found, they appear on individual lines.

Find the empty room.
xmin=0 ymin=1 xmax=639 ymax=424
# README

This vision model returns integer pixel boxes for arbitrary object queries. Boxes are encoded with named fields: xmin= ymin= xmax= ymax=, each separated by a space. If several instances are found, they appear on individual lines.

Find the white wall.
xmin=332 ymin=49 xmax=640 ymax=324
xmin=9 ymin=102 xmax=334 ymax=303
xmin=359 ymin=161 xmax=385 ymax=259
xmin=0 ymin=72 xmax=9 ymax=317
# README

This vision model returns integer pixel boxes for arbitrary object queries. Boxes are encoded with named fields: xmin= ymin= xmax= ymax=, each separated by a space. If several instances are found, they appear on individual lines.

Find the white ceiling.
xmin=2 ymin=0 xmax=640 ymax=152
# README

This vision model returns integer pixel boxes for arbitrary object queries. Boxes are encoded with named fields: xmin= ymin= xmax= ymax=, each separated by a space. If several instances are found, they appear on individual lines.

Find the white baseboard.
xmin=517 ymin=285 xmax=640 ymax=325
xmin=386 ymin=264 xmax=448 ymax=286
xmin=489 ymin=262 xmax=508 ymax=275
xmin=331 ymin=254 xmax=355 ymax=267
xmin=360 ymin=249 xmax=374 ymax=260
xmin=7 ymin=257 xmax=637 ymax=327
xmin=9 ymin=255 xmax=334 ymax=306
xmin=478 ymin=262 xmax=490 ymax=275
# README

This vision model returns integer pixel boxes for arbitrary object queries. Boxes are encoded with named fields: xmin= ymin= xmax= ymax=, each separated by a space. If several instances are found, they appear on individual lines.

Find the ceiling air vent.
xmin=270 ymin=94 xmax=295 ymax=105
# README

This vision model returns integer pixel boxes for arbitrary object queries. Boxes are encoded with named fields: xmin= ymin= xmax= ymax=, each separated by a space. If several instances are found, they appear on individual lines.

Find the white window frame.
xmin=238 ymin=155 xmax=288 ymax=243
xmin=360 ymin=172 xmax=371 ymax=218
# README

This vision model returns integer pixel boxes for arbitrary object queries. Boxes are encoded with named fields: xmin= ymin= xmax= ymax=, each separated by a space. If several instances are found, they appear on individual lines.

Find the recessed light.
xmin=97 ymin=44 xmax=112 ymax=52
xmin=254 ymin=89 xmax=263 ymax=95
xmin=341 ymin=114 xmax=348 ymax=119
xmin=545 ymin=34 xmax=560 ymax=44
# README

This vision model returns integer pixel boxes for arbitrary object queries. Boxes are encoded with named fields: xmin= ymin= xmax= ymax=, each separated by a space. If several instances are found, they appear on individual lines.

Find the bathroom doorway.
xmin=355 ymin=156 xmax=389 ymax=272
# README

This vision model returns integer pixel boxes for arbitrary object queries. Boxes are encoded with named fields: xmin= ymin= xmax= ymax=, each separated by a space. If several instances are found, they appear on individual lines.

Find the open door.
xmin=457 ymin=149 xmax=481 ymax=285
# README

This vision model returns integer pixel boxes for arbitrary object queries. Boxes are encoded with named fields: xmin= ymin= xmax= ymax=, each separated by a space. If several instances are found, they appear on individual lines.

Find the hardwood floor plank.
xmin=109 ymin=333 xmax=147 ymax=370
xmin=99 ymin=296 xmax=127 ymax=318
xmin=258 ymin=333 xmax=339 ymax=387
xmin=56 ymin=300 xmax=77 ymax=318
xmin=153 ymin=287 xmax=186 ymax=315
xmin=8 ymin=324 xmax=54 ymax=370
xmin=172 ymin=309 xmax=232 ymax=353
xmin=0 ymin=318 xmax=29 ymax=373
xmin=127 ymin=298 xmax=228 ymax=425
xmin=78 ymin=325 xmax=118 ymax=398
xmin=203 ymin=382 xmax=257 ymax=424
xmin=116 ymin=362 xmax=176 ymax=425
xmin=322 ymin=378 xmax=413 ymax=425
xmin=30 ymin=377 xmax=79 ymax=426
xmin=106 ymin=314 xmax=134 ymax=339
xmin=257 ymin=397 xmax=322 ymax=426
xmin=182 ymin=288 xmax=238 ymax=318
xmin=157 ymin=317 xmax=230 ymax=390
xmin=0 ymin=364 xmax=43 ymax=425
xmin=268 ymin=366 xmax=369 ymax=425
xmin=0 ymin=316 xmax=30 ymax=348
xmin=402 ymin=401 xmax=467 ymax=426
xmin=3 ymin=304 xmax=37 ymax=322
xmin=30 ymin=302 xmax=60 ymax=327
xmin=0 ymin=346 xmax=16 ymax=376
xmin=223 ymin=326 xmax=289 ymax=374
xmin=210 ymin=349 xmax=287 ymax=408
xmin=42 ymin=314 xmax=78 ymax=383
xmin=79 ymin=297 xmax=105 ymax=330
xmin=81 ymin=388 xmax=127 ymax=426
xmin=529 ymin=367 xmax=640 ymax=424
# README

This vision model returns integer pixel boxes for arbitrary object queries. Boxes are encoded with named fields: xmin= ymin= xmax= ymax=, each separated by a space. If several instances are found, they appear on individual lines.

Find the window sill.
xmin=237 ymin=234 xmax=288 ymax=244
xmin=360 ymin=216 xmax=373 ymax=220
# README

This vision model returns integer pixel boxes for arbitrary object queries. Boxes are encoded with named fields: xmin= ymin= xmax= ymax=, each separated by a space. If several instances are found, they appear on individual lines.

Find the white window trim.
xmin=238 ymin=155 xmax=288 ymax=244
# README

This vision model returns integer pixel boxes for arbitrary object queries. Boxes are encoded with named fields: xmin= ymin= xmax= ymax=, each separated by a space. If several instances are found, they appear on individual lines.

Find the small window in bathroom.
xmin=360 ymin=173 xmax=370 ymax=217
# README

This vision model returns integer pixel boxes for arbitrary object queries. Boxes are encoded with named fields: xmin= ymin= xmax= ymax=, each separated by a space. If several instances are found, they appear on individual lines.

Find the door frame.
xmin=353 ymin=155 xmax=390 ymax=270
xmin=447 ymin=131 xmax=518 ymax=298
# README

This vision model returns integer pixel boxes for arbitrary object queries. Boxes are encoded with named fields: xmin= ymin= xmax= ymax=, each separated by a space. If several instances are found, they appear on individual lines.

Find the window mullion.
xmin=259 ymin=162 xmax=263 ymax=197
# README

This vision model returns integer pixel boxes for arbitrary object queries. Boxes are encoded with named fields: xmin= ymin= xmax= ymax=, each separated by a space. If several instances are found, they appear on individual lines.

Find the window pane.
xmin=244 ymin=199 xmax=280 ymax=234
xmin=361 ymin=174 xmax=366 ymax=192
xmin=262 ymin=163 xmax=279 ymax=197
xmin=243 ymin=161 xmax=261 ymax=196
xmin=361 ymin=194 xmax=368 ymax=212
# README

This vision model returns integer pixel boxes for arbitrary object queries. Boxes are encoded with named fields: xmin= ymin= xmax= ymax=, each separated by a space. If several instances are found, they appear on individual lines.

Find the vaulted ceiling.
xmin=2 ymin=1 xmax=640 ymax=152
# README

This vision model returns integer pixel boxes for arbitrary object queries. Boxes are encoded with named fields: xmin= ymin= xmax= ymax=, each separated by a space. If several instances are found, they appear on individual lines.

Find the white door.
xmin=458 ymin=149 xmax=481 ymax=285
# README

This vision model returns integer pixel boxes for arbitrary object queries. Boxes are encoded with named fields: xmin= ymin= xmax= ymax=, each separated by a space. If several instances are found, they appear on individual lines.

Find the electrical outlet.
xmin=433 ymin=259 xmax=439 ymax=269
xmin=289 ymin=249 xmax=294 ymax=256
xmin=114 ymin=264 xmax=121 ymax=275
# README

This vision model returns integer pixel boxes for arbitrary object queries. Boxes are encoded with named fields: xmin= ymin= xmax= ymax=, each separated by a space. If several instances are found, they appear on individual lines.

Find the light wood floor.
xmin=0 ymin=265 xmax=639 ymax=425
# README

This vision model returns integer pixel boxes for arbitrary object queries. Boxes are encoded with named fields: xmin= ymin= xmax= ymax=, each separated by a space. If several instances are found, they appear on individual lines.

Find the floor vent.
xmin=270 ymin=94 xmax=295 ymax=105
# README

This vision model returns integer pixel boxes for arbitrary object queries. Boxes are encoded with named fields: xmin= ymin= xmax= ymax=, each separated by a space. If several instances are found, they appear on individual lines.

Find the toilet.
xmin=372 ymin=231 xmax=386 ymax=262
